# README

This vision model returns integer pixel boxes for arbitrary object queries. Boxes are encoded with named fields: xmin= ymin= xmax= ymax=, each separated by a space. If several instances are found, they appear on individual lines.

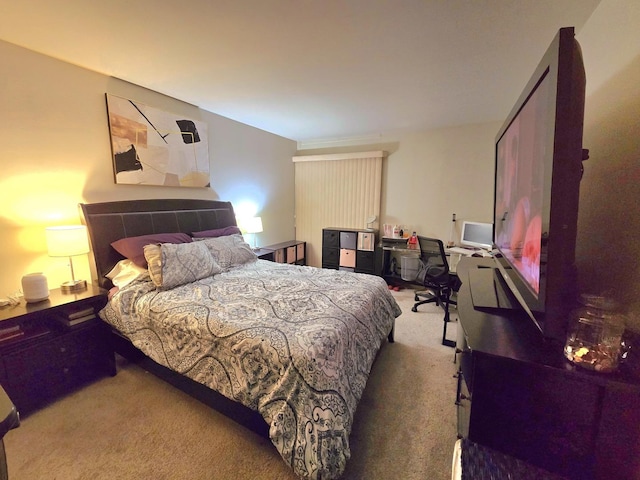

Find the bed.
xmin=80 ymin=199 xmax=401 ymax=480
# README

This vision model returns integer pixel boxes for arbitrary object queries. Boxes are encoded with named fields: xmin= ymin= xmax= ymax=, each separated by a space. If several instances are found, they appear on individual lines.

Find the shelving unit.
xmin=321 ymin=228 xmax=378 ymax=275
xmin=257 ymin=240 xmax=306 ymax=266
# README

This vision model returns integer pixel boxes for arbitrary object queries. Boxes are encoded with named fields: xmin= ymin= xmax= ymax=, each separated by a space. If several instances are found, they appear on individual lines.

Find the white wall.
xmin=297 ymin=122 xmax=500 ymax=248
xmin=576 ymin=0 xmax=640 ymax=324
xmin=382 ymin=125 xmax=500 ymax=241
xmin=0 ymin=40 xmax=297 ymax=295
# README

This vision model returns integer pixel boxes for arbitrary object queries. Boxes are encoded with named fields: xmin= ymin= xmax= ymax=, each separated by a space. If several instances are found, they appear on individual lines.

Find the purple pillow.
xmin=111 ymin=233 xmax=192 ymax=268
xmin=191 ymin=225 xmax=241 ymax=238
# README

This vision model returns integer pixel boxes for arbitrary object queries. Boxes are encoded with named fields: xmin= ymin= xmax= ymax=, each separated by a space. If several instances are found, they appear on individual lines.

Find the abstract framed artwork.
xmin=106 ymin=94 xmax=210 ymax=187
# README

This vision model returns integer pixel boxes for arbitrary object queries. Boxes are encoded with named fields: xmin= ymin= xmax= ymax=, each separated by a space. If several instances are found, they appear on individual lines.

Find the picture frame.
xmin=105 ymin=94 xmax=210 ymax=187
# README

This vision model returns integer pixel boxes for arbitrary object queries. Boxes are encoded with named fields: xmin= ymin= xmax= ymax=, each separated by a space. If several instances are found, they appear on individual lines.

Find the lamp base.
xmin=60 ymin=279 xmax=87 ymax=293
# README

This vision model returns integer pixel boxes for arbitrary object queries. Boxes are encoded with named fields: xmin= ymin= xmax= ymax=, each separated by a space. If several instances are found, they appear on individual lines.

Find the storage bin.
xmin=323 ymin=229 xmax=339 ymax=248
xmin=340 ymin=232 xmax=357 ymax=250
xmin=286 ymin=246 xmax=297 ymax=263
xmin=274 ymin=249 xmax=285 ymax=263
xmin=401 ymin=255 xmax=420 ymax=281
xmin=296 ymin=243 xmax=305 ymax=262
xmin=357 ymin=232 xmax=375 ymax=251
xmin=339 ymin=248 xmax=356 ymax=268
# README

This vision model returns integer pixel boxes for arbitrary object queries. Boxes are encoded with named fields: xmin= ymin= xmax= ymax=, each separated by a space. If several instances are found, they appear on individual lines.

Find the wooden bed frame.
xmin=80 ymin=198 xmax=269 ymax=437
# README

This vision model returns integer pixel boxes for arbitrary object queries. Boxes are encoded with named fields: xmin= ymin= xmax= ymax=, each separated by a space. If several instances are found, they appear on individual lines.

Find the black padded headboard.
xmin=80 ymin=199 xmax=237 ymax=289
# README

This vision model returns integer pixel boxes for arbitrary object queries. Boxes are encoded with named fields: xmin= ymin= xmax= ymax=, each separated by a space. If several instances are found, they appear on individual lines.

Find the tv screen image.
xmin=494 ymin=71 xmax=551 ymax=295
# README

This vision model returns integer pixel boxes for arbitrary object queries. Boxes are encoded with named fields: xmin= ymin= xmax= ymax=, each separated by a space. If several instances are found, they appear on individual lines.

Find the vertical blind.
xmin=293 ymin=151 xmax=384 ymax=267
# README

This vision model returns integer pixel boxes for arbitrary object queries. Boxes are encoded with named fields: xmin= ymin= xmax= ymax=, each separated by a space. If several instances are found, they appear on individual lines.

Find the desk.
xmin=446 ymin=247 xmax=494 ymax=274
xmin=379 ymin=238 xmax=420 ymax=284
xmin=381 ymin=239 xmax=464 ymax=283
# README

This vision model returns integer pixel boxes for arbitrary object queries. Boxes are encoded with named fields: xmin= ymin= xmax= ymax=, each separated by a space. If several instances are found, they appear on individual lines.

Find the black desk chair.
xmin=411 ymin=236 xmax=459 ymax=348
xmin=0 ymin=385 xmax=20 ymax=480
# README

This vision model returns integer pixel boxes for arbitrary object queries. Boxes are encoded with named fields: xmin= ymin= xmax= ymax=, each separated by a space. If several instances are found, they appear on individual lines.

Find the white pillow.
xmin=105 ymin=259 xmax=148 ymax=288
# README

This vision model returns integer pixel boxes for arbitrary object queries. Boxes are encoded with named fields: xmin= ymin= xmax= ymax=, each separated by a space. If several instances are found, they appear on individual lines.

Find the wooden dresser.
xmin=0 ymin=285 xmax=116 ymax=416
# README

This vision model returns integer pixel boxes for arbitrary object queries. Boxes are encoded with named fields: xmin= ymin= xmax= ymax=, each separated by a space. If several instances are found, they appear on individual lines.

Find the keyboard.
xmin=447 ymin=246 xmax=478 ymax=256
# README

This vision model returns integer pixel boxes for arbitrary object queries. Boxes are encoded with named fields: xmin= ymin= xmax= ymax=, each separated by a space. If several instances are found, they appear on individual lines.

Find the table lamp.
xmin=244 ymin=216 xmax=263 ymax=250
xmin=45 ymin=225 xmax=90 ymax=292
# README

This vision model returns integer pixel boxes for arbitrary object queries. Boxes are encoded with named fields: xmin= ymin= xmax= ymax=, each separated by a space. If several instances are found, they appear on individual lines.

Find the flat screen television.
xmin=460 ymin=221 xmax=493 ymax=250
xmin=480 ymin=26 xmax=587 ymax=342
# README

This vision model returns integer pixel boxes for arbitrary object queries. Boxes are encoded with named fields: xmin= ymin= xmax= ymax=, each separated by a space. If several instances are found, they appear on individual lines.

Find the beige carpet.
xmin=4 ymin=288 xmax=458 ymax=480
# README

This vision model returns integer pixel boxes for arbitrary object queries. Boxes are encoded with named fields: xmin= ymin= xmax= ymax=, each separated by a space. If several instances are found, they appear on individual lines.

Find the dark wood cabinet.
xmin=455 ymin=258 xmax=640 ymax=480
xmin=322 ymin=228 xmax=378 ymax=275
xmin=0 ymin=285 xmax=116 ymax=416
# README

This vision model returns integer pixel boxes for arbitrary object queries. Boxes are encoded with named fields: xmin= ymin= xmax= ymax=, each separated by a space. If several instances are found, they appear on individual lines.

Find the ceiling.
xmin=0 ymin=0 xmax=601 ymax=143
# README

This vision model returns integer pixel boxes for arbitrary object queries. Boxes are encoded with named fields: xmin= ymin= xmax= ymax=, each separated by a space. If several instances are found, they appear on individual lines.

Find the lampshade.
xmin=243 ymin=217 xmax=263 ymax=234
xmin=46 ymin=225 xmax=90 ymax=257
xmin=45 ymin=225 xmax=89 ymax=293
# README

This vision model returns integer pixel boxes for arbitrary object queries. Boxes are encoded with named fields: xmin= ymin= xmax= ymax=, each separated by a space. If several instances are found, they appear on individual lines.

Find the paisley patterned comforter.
xmin=100 ymin=260 xmax=401 ymax=479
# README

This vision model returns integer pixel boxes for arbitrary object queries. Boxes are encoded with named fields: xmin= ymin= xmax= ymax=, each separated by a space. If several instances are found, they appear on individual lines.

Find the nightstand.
xmin=0 ymin=285 xmax=116 ymax=416
xmin=254 ymin=247 xmax=276 ymax=261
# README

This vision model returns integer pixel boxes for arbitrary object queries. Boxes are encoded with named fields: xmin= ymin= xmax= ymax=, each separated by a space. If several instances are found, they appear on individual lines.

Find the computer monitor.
xmin=460 ymin=221 xmax=493 ymax=250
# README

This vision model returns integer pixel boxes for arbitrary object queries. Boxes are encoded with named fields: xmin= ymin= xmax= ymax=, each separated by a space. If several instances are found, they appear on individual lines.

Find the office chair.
xmin=411 ymin=236 xmax=459 ymax=348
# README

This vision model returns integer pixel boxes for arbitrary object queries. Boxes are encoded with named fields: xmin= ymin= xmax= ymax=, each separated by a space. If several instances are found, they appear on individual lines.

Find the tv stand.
xmin=456 ymin=257 xmax=640 ymax=480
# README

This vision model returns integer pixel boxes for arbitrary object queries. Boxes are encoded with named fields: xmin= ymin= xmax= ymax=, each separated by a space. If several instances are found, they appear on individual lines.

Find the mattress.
xmin=100 ymin=259 xmax=401 ymax=479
